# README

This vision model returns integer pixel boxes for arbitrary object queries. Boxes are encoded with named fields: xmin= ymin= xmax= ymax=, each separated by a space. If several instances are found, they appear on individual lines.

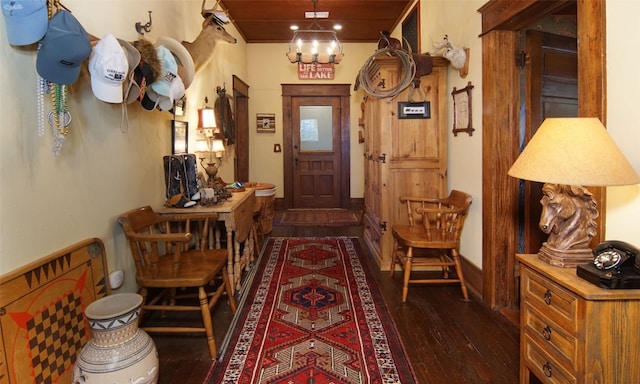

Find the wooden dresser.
xmin=362 ymin=56 xmax=449 ymax=270
xmin=517 ymin=254 xmax=640 ymax=383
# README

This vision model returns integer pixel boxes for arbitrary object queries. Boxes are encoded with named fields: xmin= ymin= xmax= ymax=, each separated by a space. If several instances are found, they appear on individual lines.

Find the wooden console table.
xmin=158 ymin=189 xmax=256 ymax=294
xmin=517 ymin=254 xmax=640 ymax=383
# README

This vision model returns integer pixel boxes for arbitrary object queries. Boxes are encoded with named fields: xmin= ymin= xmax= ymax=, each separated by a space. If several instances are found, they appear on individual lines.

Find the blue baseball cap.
xmin=36 ymin=10 xmax=91 ymax=85
xmin=1 ymin=0 xmax=48 ymax=46
xmin=150 ymin=45 xmax=177 ymax=97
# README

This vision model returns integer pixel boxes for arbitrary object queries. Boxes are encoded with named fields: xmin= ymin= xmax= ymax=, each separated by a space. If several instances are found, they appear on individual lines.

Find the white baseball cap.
xmin=89 ymin=33 xmax=128 ymax=103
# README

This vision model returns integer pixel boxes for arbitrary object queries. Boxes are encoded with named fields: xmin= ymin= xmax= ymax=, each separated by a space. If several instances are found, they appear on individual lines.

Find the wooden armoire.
xmin=362 ymin=56 xmax=449 ymax=270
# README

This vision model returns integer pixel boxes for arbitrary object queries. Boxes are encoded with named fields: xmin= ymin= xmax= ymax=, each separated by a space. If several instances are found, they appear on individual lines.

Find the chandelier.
xmin=286 ymin=0 xmax=344 ymax=64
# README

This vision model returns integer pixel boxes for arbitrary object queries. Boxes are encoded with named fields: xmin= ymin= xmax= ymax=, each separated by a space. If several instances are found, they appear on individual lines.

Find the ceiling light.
xmin=306 ymin=11 xmax=328 ymax=18
xmin=286 ymin=0 xmax=343 ymax=64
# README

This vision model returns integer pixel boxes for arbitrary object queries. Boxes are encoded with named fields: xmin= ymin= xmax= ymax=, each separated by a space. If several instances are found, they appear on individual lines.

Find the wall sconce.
xmin=285 ymin=0 xmax=343 ymax=64
xmin=198 ymin=97 xmax=218 ymax=137
xmin=508 ymin=118 xmax=640 ymax=267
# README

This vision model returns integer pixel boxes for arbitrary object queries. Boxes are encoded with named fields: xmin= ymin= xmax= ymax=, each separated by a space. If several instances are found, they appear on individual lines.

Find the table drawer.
xmin=523 ymin=334 xmax=576 ymax=384
xmin=522 ymin=303 xmax=578 ymax=370
xmin=521 ymin=268 xmax=578 ymax=331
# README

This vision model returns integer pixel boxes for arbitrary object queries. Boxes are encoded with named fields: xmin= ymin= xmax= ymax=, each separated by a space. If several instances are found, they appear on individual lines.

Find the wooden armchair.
xmin=389 ymin=190 xmax=472 ymax=302
xmin=118 ymin=206 xmax=237 ymax=359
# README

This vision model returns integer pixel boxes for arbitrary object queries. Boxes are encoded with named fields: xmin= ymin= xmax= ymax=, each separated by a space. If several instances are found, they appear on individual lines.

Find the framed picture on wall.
xmin=452 ymin=82 xmax=475 ymax=136
xmin=257 ymin=113 xmax=276 ymax=133
xmin=402 ymin=2 xmax=420 ymax=54
xmin=171 ymin=120 xmax=188 ymax=154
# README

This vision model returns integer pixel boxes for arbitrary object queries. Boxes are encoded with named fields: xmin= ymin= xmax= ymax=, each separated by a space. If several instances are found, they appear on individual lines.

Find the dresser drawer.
xmin=522 ymin=334 xmax=576 ymax=384
xmin=521 ymin=268 xmax=578 ymax=332
xmin=522 ymin=303 xmax=578 ymax=370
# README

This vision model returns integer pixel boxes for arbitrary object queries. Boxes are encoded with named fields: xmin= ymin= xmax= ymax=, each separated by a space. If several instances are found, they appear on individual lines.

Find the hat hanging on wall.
xmin=118 ymin=38 xmax=142 ymax=104
xmin=150 ymin=45 xmax=177 ymax=97
xmin=155 ymin=36 xmax=195 ymax=90
xmin=129 ymin=39 xmax=160 ymax=105
xmin=89 ymin=33 xmax=128 ymax=103
xmin=143 ymin=76 xmax=185 ymax=112
xmin=1 ymin=0 xmax=48 ymax=46
xmin=36 ymin=10 xmax=91 ymax=85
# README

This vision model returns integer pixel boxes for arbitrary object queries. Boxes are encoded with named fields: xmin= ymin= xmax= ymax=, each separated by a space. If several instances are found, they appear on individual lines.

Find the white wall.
xmin=418 ymin=0 xmax=485 ymax=268
xmin=604 ymin=0 xmax=640 ymax=243
xmin=0 ymin=0 xmax=247 ymax=293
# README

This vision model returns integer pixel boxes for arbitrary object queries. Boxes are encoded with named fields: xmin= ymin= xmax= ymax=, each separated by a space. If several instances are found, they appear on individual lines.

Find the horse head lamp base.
xmin=537 ymin=183 xmax=599 ymax=267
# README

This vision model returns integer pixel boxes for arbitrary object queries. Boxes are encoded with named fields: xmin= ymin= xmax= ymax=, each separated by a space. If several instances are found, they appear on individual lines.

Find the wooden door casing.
xmin=479 ymin=0 xmax=605 ymax=311
xmin=233 ymin=75 xmax=250 ymax=182
xmin=282 ymin=84 xmax=351 ymax=210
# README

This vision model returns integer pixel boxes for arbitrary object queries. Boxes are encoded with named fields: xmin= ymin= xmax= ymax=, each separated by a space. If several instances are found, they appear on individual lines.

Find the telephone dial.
xmin=576 ymin=240 xmax=640 ymax=289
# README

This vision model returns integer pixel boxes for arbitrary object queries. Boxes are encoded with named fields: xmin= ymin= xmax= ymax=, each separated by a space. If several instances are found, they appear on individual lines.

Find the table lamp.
xmin=196 ymin=137 xmax=225 ymax=187
xmin=508 ymin=117 xmax=640 ymax=267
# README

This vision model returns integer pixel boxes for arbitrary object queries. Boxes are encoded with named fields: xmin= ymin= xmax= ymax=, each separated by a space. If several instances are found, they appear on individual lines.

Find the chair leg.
xmin=389 ymin=237 xmax=399 ymax=276
xmin=222 ymin=267 xmax=238 ymax=313
xmin=439 ymin=251 xmax=449 ymax=278
xmin=451 ymin=249 xmax=469 ymax=301
xmin=401 ymin=247 xmax=413 ymax=302
xmin=198 ymin=286 xmax=217 ymax=359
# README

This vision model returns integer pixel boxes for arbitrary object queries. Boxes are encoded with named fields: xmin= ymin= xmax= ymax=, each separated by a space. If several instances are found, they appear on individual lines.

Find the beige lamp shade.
xmin=195 ymin=139 xmax=208 ymax=153
xmin=198 ymin=107 xmax=216 ymax=131
xmin=211 ymin=139 xmax=225 ymax=152
xmin=508 ymin=117 xmax=640 ymax=186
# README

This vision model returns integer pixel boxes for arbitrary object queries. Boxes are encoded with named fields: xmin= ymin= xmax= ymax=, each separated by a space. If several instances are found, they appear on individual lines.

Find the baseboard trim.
xmin=460 ymin=255 xmax=482 ymax=300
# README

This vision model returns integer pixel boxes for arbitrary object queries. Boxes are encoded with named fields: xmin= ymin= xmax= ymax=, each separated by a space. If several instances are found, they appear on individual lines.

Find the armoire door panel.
xmin=362 ymin=57 xmax=449 ymax=270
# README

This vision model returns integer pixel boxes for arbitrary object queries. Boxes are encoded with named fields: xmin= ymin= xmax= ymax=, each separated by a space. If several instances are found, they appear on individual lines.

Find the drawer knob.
xmin=542 ymin=325 xmax=552 ymax=341
xmin=544 ymin=289 xmax=552 ymax=305
xmin=543 ymin=362 xmax=553 ymax=377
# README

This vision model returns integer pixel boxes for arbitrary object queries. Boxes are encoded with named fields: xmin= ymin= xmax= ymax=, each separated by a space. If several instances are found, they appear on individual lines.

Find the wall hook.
xmin=135 ymin=11 xmax=153 ymax=35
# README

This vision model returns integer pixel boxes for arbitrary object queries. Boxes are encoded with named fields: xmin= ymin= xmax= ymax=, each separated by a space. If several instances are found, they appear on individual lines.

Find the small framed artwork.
xmin=402 ymin=2 xmax=420 ymax=54
xmin=257 ymin=113 xmax=276 ymax=133
xmin=171 ymin=120 xmax=188 ymax=154
xmin=452 ymin=82 xmax=475 ymax=136
xmin=173 ymin=96 xmax=186 ymax=117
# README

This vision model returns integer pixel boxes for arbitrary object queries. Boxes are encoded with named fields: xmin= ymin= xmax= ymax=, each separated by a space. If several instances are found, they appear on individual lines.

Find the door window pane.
xmin=300 ymin=106 xmax=332 ymax=150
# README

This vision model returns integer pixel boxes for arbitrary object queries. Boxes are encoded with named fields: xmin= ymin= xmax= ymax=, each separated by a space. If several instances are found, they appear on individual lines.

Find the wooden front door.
xmin=282 ymin=84 xmax=351 ymax=209
xmin=291 ymin=97 xmax=341 ymax=208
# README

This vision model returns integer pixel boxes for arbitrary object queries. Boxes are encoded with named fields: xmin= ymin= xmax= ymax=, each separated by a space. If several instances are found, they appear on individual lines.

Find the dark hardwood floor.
xmin=150 ymin=217 xmax=520 ymax=383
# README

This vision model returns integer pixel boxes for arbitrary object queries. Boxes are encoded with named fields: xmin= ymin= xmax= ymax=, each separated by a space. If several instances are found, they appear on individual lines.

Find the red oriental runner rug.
xmin=207 ymin=237 xmax=417 ymax=384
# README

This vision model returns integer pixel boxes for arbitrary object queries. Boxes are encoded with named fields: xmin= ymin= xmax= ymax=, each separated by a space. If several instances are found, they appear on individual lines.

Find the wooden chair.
xmin=389 ymin=190 xmax=473 ymax=302
xmin=118 ymin=206 xmax=237 ymax=359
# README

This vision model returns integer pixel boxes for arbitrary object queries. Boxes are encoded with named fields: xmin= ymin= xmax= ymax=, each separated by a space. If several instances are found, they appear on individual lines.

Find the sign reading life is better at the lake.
xmin=298 ymin=63 xmax=335 ymax=80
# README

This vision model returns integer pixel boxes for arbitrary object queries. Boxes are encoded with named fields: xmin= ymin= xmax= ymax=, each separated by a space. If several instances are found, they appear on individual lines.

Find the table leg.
xmin=215 ymin=226 xmax=222 ymax=249
xmin=234 ymin=239 xmax=242 ymax=290
xmin=226 ymin=227 xmax=234 ymax=295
